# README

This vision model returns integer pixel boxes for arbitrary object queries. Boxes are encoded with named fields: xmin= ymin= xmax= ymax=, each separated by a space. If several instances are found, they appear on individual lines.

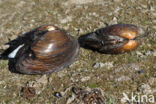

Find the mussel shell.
xmin=5 ymin=25 xmax=79 ymax=74
xmin=79 ymin=24 xmax=143 ymax=54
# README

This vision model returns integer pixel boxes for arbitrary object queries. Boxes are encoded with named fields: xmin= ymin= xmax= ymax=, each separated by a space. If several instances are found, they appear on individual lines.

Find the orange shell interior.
xmin=114 ymin=40 xmax=139 ymax=53
xmin=120 ymin=30 xmax=137 ymax=39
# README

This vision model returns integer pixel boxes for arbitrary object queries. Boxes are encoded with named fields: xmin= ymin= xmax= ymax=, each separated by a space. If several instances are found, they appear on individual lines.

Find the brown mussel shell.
xmin=1 ymin=25 xmax=79 ymax=74
xmin=78 ymin=24 xmax=144 ymax=54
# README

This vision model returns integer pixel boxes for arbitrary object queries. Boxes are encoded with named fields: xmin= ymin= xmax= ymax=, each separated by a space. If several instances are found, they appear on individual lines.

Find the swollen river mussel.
xmin=0 ymin=25 xmax=79 ymax=74
xmin=78 ymin=24 xmax=144 ymax=54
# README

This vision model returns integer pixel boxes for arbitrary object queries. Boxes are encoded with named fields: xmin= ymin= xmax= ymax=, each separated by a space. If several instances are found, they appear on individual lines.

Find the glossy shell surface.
xmin=1 ymin=25 xmax=79 ymax=74
xmin=79 ymin=24 xmax=144 ymax=54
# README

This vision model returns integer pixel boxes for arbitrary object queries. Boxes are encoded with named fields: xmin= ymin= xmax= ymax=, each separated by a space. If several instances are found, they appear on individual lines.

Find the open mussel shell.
xmin=79 ymin=24 xmax=144 ymax=54
xmin=0 ymin=25 xmax=79 ymax=74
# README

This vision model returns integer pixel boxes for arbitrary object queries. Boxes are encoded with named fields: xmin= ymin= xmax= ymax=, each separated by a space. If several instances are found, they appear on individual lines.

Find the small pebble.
xmin=130 ymin=63 xmax=140 ymax=71
xmin=145 ymin=50 xmax=152 ymax=56
xmin=138 ymin=84 xmax=152 ymax=94
xmin=93 ymin=62 xmax=113 ymax=69
xmin=136 ymin=51 xmax=144 ymax=57
xmin=136 ymin=70 xmax=144 ymax=74
xmin=115 ymin=76 xmax=131 ymax=82
xmin=54 ymin=92 xmax=62 ymax=98
xmin=81 ymin=76 xmax=91 ymax=82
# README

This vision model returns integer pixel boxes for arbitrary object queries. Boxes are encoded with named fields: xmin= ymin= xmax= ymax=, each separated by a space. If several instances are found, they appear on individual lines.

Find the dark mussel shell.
xmin=0 ymin=25 xmax=79 ymax=74
xmin=78 ymin=24 xmax=144 ymax=54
